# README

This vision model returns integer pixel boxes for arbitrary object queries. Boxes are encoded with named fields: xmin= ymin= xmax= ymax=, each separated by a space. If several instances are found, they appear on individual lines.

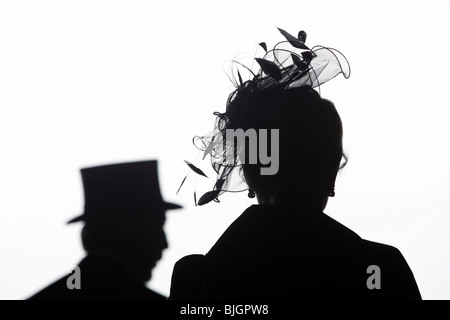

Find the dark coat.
xmin=28 ymin=254 xmax=166 ymax=300
xmin=170 ymin=204 xmax=422 ymax=300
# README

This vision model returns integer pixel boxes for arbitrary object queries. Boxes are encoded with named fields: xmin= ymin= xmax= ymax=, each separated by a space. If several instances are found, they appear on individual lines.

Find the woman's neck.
xmin=256 ymin=185 xmax=329 ymax=212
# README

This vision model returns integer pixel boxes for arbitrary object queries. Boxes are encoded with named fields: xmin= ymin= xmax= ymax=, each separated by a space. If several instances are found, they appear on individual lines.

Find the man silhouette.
xmin=29 ymin=160 xmax=181 ymax=300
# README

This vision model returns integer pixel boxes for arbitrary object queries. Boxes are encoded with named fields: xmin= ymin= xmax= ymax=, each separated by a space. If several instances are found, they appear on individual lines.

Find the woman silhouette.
xmin=170 ymin=28 xmax=421 ymax=300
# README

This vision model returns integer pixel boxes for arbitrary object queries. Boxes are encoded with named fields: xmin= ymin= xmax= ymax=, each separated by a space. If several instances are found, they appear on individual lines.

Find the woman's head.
xmin=223 ymin=83 xmax=346 ymax=205
xmin=188 ymin=28 xmax=350 ymax=206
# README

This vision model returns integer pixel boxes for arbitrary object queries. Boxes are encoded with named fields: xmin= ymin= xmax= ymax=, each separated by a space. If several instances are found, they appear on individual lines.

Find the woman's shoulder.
xmin=319 ymin=213 xmax=406 ymax=256
xmin=320 ymin=216 xmax=422 ymax=299
xmin=169 ymin=254 xmax=206 ymax=300
xmin=319 ymin=213 xmax=404 ymax=256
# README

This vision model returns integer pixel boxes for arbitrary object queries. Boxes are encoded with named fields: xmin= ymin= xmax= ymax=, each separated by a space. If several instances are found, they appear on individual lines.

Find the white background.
xmin=1 ymin=0 xmax=449 ymax=300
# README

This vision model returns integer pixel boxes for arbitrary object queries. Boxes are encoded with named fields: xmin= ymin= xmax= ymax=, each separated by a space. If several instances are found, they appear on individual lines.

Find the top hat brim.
xmin=66 ymin=201 xmax=182 ymax=224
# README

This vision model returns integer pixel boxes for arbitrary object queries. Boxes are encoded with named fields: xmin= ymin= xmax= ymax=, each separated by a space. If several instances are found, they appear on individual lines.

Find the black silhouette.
xmin=169 ymin=28 xmax=421 ymax=300
xmin=29 ymin=160 xmax=181 ymax=300
xmin=170 ymin=87 xmax=422 ymax=300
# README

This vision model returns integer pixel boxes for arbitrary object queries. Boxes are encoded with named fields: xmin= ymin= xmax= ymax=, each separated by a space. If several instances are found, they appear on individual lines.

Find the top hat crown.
xmin=67 ymin=160 xmax=181 ymax=224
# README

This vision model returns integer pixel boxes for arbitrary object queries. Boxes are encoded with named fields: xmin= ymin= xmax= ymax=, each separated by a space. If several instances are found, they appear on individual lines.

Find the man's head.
xmin=68 ymin=160 xmax=181 ymax=282
xmin=80 ymin=210 xmax=168 ymax=282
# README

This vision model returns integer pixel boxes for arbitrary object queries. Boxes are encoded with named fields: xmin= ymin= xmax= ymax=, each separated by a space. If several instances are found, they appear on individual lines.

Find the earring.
xmin=248 ymin=189 xmax=256 ymax=198
xmin=328 ymin=186 xmax=335 ymax=197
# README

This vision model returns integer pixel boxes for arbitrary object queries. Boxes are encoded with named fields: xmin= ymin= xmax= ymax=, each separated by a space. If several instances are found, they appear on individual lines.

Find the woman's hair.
xmin=220 ymin=83 xmax=347 ymax=198
xmin=183 ymin=28 xmax=350 ymax=205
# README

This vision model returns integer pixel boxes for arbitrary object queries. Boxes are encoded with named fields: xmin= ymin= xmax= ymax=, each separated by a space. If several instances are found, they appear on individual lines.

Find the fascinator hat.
xmin=179 ymin=28 xmax=350 ymax=205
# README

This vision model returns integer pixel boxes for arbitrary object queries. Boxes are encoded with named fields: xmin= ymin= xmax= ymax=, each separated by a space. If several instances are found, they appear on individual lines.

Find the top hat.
xmin=67 ymin=160 xmax=182 ymax=224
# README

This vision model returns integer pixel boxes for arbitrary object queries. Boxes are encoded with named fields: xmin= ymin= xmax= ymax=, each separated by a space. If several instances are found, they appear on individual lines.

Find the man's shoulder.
xmin=28 ymin=276 xmax=72 ymax=300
